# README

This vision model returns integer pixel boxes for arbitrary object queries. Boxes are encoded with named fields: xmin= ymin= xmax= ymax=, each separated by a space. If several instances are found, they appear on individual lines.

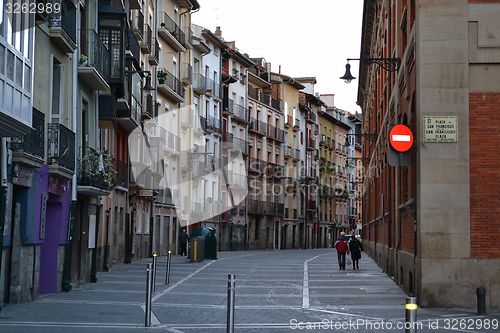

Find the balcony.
xmin=116 ymin=160 xmax=128 ymax=189
xmin=79 ymin=30 xmax=110 ymax=90
xmin=227 ymin=99 xmax=248 ymax=123
xmin=307 ymin=111 xmax=318 ymax=124
xmin=141 ymin=24 xmax=152 ymax=53
xmin=248 ymin=158 xmax=266 ymax=175
xmin=204 ymin=77 xmax=220 ymax=99
xmin=284 ymin=146 xmax=293 ymax=159
xmin=77 ymin=147 xmax=114 ymax=196
xmin=265 ymin=162 xmax=283 ymax=178
xmin=319 ymin=135 xmax=327 ymax=146
xmin=181 ymin=63 xmax=193 ymax=85
xmin=48 ymin=0 xmax=77 ymax=53
xmin=11 ymin=110 xmax=45 ymax=168
xmin=233 ymin=137 xmax=249 ymax=155
xmin=48 ymin=123 xmax=75 ymax=179
xmin=293 ymin=149 xmax=300 ymax=161
xmin=271 ymin=98 xmax=281 ymax=111
xmin=293 ymin=118 xmax=300 ymax=131
xmin=266 ymin=125 xmax=285 ymax=142
xmin=127 ymin=30 xmax=141 ymax=67
xmin=259 ymin=93 xmax=271 ymax=106
xmin=248 ymin=200 xmax=265 ymax=215
xmin=285 ymin=114 xmax=293 ymax=128
xmin=149 ymin=39 xmax=160 ymax=65
xmin=158 ymin=12 xmax=187 ymax=52
xmin=227 ymin=172 xmax=247 ymax=191
xmin=248 ymin=85 xmax=258 ymax=100
xmin=166 ymin=131 xmax=181 ymax=156
xmin=249 ymin=118 xmax=267 ymax=136
xmin=157 ymin=68 xmax=185 ymax=102
xmin=98 ymin=94 xmax=116 ymax=123
xmin=131 ymin=10 xmax=144 ymax=41
xmin=307 ymin=137 xmax=316 ymax=151
xmin=200 ymin=115 xmax=222 ymax=134
xmin=192 ymin=74 xmax=206 ymax=95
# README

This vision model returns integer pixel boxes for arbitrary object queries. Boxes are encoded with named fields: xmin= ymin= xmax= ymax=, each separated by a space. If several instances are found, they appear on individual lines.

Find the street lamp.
xmin=340 ymin=58 xmax=401 ymax=83
xmin=126 ymin=70 xmax=155 ymax=92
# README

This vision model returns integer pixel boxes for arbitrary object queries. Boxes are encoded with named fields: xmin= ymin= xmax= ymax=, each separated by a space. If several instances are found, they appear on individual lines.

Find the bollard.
xmin=226 ymin=274 xmax=235 ymax=333
xmin=165 ymin=250 xmax=172 ymax=285
xmin=145 ymin=263 xmax=153 ymax=327
xmin=405 ymin=296 xmax=418 ymax=333
xmin=476 ymin=287 xmax=487 ymax=315
xmin=152 ymin=253 xmax=157 ymax=292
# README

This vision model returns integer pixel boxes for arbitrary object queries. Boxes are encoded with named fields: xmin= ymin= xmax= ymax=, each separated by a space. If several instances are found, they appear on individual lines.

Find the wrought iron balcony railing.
xmin=11 ymin=110 xmax=45 ymax=160
xmin=160 ymin=12 xmax=187 ymax=47
xmin=49 ymin=0 xmax=77 ymax=44
xmin=228 ymin=99 xmax=248 ymax=122
xmin=48 ymin=123 xmax=75 ymax=171
xmin=157 ymin=68 xmax=184 ymax=98
xmin=82 ymin=29 xmax=110 ymax=80
xmin=78 ymin=147 xmax=115 ymax=190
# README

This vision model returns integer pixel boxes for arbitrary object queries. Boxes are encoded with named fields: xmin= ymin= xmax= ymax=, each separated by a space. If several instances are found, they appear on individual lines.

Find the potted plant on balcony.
xmin=79 ymin=54 xmax=88 ymax=66
xmin=157 ymin=70 xmax=167 ymax=84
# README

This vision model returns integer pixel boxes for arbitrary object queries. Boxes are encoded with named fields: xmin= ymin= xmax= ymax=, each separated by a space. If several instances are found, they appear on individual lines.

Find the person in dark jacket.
xmin=348 ymin=234 xmax=363 ymax=270
xmin=179 ymin=228 xmax=189 ymax=256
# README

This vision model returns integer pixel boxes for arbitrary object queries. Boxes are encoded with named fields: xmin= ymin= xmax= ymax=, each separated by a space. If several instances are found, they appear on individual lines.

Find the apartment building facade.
xmin=247 ymin=58 xmax=285 ymax=250
xmin=218 ymin=32 xmax=253 ymax=251
xmin=297 ymin=89 xmax=322 ymax=248
xmin=359 ymin=0 xmax=500 ymax=308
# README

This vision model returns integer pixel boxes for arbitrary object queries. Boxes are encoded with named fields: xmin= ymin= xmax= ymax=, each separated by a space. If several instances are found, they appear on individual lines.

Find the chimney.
xmin=215 ymin=26 xmax=222 ymax=37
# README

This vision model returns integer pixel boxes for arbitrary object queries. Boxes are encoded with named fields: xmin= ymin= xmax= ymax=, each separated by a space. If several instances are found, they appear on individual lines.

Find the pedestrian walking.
xmin=179 ymin=228 xmax=189 ymax=256
xmin=334 ymin=232 xmax=349 ymax=270
xmin=348 ymin=234 xmax=363 ymax=270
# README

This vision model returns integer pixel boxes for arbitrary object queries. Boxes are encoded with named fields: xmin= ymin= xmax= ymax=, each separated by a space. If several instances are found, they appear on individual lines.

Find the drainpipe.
xmin=61 ymin=4 xmax=80 ymax=293
xmin=0 ymin=138 xmax=8 ymax=310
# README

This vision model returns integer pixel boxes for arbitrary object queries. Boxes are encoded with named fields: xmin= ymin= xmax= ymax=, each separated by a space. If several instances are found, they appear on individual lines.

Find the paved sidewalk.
xmin=0 ymin=249 xmax=498 ymax=332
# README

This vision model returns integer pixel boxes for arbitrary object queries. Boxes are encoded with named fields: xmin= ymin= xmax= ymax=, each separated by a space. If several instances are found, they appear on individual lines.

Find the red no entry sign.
xmin=389 ymin=125 xmax=414 ymax=152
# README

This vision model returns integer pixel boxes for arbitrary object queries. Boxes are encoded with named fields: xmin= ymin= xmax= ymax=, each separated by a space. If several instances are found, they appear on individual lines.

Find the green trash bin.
xmin=190 ymin=227 xmax=217 ymax=260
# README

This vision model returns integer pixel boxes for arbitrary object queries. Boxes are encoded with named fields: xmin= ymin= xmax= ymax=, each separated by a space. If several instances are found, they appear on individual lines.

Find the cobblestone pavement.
xmin=0 ymin=249 xmax=498 ymax=332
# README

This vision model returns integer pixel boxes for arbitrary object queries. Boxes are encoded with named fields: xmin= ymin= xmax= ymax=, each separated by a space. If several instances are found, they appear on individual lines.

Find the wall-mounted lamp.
xmin=340 ymin=58 xmax=401 ymax=84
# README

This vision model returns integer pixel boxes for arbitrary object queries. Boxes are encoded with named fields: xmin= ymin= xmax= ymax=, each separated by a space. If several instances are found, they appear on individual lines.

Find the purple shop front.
xmin=16 ymin=165 xmax=72 ymax=294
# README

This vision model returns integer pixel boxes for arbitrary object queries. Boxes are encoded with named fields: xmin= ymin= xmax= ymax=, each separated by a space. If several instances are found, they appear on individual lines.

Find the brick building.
xmin=358 ymin=0 xmax=500 ymax=308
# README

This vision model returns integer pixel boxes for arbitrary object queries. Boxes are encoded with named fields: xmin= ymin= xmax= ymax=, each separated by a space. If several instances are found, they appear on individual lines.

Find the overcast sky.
xmin=192 ymin=0 xmax=363 ymax=113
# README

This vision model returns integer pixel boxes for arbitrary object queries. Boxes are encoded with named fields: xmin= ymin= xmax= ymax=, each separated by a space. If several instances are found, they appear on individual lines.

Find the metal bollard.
xmin=145 ymin=263 xmax=153 ymax=327
xmin=405 ymin=296 xmax=418 ymax=333
xmin=226 ymin=274 xmax=235 ymax=333
xmin=476 ymin=287 xmax=487 ymax=315
xmin=165 ymin=250 xmax=172 ymax=285
xmin=152 ymin=253 xmax=157 ymax=292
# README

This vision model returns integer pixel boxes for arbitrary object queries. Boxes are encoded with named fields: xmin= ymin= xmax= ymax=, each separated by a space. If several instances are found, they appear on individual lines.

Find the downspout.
xmin=0 ymin=138 xmax=8 ymax=311
xmin=62 ymin=5 xmax=80 ymax=292
xmin=387 ymin=0 xmax=393 ymax=276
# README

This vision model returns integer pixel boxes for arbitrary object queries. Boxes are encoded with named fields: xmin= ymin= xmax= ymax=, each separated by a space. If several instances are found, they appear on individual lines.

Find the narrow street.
xmin=0 ymin=249 xmax=497 ymax=332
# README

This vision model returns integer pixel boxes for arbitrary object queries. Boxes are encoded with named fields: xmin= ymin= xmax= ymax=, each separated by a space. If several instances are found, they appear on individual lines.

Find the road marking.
xmin=151 ymin=260 xmax=217 ymax=302
xmin=307 ymin=308 xmax=383 ymax=321
xmin=151 ymin=252 xmax=263 ymax=302
xmin=0 ymin=321 xmax=143 ymax=329
xmin=140 ymin=304 xmax=161 ymax=326
xmin=302 ymin=253 xmax=328 ymax=309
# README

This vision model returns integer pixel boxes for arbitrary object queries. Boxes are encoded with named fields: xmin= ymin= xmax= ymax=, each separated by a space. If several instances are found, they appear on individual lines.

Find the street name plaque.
xmin=423 ymin=116 xmax=458 ymax=143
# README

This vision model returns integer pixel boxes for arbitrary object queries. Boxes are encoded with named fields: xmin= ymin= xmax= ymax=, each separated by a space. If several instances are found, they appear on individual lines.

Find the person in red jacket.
xmin=334 ymin=232 xmax=350 ymax=270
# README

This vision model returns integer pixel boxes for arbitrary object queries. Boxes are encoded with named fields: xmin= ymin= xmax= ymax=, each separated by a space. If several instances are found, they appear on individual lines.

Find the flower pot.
xmin=158 ymin=79 xmax=165 ymax=84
